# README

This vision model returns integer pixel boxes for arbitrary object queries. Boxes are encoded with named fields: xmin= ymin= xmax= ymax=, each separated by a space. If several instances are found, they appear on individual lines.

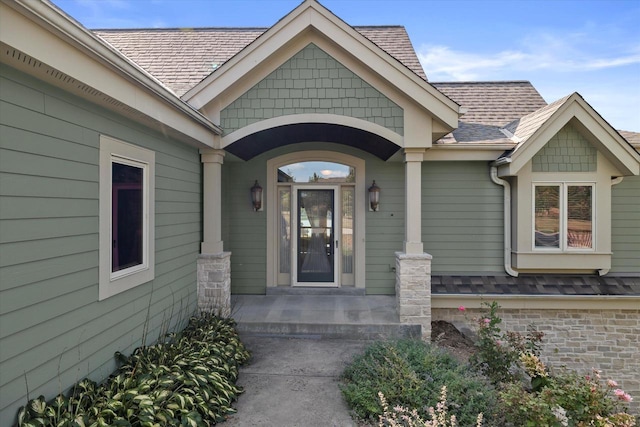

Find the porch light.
xmin=251 ymin=180 xmax=263 ymax=211
xmin=368 ymin=180 xmax=380 ymax=212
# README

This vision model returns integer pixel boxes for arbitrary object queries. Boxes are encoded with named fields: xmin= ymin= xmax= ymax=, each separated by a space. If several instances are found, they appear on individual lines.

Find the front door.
xmin=293 ymin=187 xmax=339 ymax=286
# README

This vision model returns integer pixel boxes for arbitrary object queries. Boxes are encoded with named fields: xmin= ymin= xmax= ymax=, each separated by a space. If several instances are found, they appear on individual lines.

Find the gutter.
xmin=490 ymin=161 xmax=518 ymax=277
xmin=7 ymin=0 xmax=222 ymax=136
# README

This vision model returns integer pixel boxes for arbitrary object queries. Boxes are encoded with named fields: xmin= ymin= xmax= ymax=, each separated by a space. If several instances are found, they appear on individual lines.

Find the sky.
xmin=51 ymin=0 xmax=640 ymax=132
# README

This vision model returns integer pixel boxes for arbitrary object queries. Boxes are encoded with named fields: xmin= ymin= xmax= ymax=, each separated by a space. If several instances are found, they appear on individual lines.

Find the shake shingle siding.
xmin=0 ymin=64 xmax=201 ymax=424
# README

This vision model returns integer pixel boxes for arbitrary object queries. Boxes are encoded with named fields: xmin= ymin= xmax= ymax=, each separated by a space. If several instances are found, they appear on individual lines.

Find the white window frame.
xmin=532 ymin=182 xmax=595 ymax=252
xmin=99 ymin=135 xmax=155 ymax=300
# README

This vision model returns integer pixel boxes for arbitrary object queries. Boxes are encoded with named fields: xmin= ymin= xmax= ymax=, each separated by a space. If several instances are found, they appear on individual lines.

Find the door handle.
xmin=335 ymin=240 xmax=338 ymax=248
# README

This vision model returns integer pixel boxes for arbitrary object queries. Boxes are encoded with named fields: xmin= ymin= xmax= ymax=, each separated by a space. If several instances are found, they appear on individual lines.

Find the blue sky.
xmin=52 ymin=0 xmax=640 ymax=131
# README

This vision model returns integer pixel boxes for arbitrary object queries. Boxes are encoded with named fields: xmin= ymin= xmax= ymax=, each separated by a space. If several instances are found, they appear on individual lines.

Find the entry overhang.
xmin=225 ymin=122 xmax=401 ymax=161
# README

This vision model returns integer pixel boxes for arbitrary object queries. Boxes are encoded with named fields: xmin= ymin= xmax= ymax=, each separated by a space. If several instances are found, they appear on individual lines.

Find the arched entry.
xmin=266 ymin=151 xmax=366 ymax=288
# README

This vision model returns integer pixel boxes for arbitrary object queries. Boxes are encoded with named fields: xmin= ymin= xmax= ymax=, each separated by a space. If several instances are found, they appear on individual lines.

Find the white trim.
xmin=266 ymin=151 xmax=366 ymax=288
xmin=99 ymin=135 xmax=155 ymax=300
xmin=532 ymin=182 xmax=595 ymax=252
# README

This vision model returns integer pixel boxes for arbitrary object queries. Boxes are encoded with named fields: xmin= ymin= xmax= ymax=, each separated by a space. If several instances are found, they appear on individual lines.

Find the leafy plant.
xmin=467 ymin=301 xmax=544 ymax=385
xmin=17 ymin=313 xmax=250 ymax=427
xmin=341 ymin=339 xmax=500 ymax=426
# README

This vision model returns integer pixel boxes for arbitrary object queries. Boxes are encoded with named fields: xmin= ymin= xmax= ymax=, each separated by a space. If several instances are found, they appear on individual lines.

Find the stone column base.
xmin=197 ymin=252 xmax=231 ymax=317
xmin=395 ymin=252 xmax=432 ymax=340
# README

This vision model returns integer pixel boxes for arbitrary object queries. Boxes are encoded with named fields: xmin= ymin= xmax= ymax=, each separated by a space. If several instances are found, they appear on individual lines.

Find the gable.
xmin=531 ymin=124 xmax=597 ymax=173
xmin=220 ymin=43 xmax=403 ymax=136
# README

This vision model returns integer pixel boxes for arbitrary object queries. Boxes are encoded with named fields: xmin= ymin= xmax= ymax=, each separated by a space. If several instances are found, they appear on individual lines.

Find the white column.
xmin=200 ymin=148 xmax=224 ymax=254
xmin=404 ymin=148 xmax=425 ymax=254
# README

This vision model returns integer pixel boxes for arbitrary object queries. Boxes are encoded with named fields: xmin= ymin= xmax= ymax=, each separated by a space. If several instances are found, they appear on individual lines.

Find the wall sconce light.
xmin=251 ymin=180 xmax=263 ymax=211
xmin=368 ymin=180 xmax=380 ymax=212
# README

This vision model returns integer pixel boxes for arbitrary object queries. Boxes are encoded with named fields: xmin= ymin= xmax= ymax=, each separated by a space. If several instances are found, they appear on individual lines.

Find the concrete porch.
xmin=230 ymin=288 xmax=422 ymax=340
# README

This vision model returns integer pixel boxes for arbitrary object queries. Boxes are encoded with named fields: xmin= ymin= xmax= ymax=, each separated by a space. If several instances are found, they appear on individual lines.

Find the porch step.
xmin=231 ymin=294 xmax=419 ymax=340
xmin=266 ymin=286 xmax=366 ymax=296
xmin=235 ymin=321 xmax=421 ymax=340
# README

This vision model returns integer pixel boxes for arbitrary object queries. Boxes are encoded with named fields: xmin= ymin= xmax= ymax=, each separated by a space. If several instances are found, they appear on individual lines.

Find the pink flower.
xmin=614 ymin=389 xmax=633 ymax=402
xmin=484 ymin=318 xmax=490 ymax=324
xmin=608 ymin=379 xmax=618 ymax=387
xmin=458 ymin=305 xmax=466 ymax=312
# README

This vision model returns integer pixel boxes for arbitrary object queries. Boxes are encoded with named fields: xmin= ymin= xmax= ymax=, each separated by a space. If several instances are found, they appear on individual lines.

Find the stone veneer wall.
xmin=395 ymin=252 xmax=432 ymax=339
xmin=532 ymin=123 xmax=597 ymax=172
xmin=433 ymin=307 xmax=640 ymax=414
xmin=197 ymin=253 xmax=232 ymax=317
xmin=220 ymin=43 xmax=404 ymax=135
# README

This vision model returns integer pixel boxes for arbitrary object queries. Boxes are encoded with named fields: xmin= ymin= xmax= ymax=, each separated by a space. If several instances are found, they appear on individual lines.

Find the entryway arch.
xmin=266 ymin=151 xmax=366 ymax=288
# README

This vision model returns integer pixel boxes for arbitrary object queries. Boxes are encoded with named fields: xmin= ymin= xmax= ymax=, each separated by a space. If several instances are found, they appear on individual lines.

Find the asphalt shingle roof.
xmin=95 ymin=26 xmax=426 ymax=97
xmin=432 ymin=275 xmax=640 ymax=296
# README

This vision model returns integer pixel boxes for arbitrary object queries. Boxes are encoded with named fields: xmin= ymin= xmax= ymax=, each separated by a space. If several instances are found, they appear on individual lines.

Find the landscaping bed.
xmin=17 ymin=314 xmax=250 ymax=427
xmin=341 ymin=302 xmax=637 ymax=427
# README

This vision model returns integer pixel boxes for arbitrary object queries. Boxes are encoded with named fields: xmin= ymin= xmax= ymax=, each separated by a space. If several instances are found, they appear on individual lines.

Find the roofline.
xmin=183 ymin=0 xmax=459 ymax=129
xmin=2 ymin=0 xmax=222 ymax=141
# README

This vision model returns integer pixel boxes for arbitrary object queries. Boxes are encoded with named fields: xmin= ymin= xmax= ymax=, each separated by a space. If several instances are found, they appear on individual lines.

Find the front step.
xmin=235 ymin=321 xmax=421 ymax=340
xmin=266 ymin=286 xmax=366 ymax=296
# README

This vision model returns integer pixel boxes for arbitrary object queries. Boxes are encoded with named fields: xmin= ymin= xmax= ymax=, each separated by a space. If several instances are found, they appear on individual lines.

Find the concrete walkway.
xmin=223 ymin=335 xmax=370 ymax=426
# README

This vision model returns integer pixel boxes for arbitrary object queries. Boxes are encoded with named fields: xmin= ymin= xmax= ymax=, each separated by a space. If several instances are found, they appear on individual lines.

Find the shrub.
xmin=17 ymin=313 xmax=250 ymax=427
xmin=466 ymin=301 xmax=544 ymax=385
xmin=341 ymin=339 xmax=500 ymax=426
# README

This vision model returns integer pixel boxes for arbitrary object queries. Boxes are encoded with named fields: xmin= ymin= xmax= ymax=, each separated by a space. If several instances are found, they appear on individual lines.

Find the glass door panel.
xmin=297 ymin=189 xmax=334 ymax=283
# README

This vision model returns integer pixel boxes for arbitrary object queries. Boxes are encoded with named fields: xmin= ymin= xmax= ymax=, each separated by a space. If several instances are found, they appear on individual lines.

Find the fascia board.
xmin=424 ymin=145 xmax=514 ymax=161
xmin=1 ymin=0 xmax=220 ymax=146
xmin=184 ymin=2 xmax=459 ymax=130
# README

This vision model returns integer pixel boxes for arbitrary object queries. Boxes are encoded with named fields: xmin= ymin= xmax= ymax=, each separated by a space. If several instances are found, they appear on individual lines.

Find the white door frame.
xmin=266 ymin=151 xmax=366 ymax=288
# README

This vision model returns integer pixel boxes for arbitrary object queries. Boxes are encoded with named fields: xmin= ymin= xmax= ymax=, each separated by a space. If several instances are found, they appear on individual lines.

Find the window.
xmin=99 ymin=135 xmax=155 ymax=300
xmin=534 ymin=183 xmax=593 ymax=251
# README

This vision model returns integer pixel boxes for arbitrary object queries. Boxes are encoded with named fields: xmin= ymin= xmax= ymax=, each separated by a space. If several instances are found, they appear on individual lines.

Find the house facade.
xmin=1 ymin=0 xmax=639 ymax=423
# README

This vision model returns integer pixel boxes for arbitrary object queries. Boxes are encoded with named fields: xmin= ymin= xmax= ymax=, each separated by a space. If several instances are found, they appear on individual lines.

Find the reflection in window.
xmin=278 ymin=161 xmax=354 ymax=183
xmin=534 ymin=186 xmax=560 ymax=248
xmin=567 ymin=186 xmax=592 ymax=249
xmin=112 ymin=162 xmax=144 ymax=272
xmin=342 ymin=187 xmax=354 ymax=274
xmin=279 ymin=187 xmax=291 ymax=274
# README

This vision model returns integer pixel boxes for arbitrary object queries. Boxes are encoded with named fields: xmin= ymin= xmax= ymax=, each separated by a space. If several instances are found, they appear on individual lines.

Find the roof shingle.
xmin=95 ymin=26 xmax=426 ymax=97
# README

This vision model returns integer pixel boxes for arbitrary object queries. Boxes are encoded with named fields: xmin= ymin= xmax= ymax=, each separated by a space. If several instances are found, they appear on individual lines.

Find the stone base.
xmin=197 ymin=252 xmax=231 ymax=317
xmin=395 ymin=252 xmax=433 ymax=340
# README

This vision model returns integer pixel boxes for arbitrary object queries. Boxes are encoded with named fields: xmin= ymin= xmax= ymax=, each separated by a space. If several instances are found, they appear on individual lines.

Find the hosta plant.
xmin=17 ymin=313 xmax=250 ymax=427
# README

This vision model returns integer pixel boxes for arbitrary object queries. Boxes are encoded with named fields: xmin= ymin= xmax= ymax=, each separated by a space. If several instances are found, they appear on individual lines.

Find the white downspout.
xmin=490 ymin=163 xmax=518 ymax=277
xmin=599 ymin=177 xmax=625 ymax=276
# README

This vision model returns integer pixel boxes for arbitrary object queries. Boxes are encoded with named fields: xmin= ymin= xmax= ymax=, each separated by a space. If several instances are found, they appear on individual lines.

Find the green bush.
xmin=17 ymin=313 xmax=250 ymax=427
xmin=340 ymin=339 xmax=500 ymax=426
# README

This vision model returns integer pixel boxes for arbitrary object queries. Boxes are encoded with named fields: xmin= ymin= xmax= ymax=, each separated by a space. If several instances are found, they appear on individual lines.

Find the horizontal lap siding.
xmin=365 ymin=159 xmax=403 ymax=295
xmin=0 ymin=65 xmax=201 ymax=424
xmin=422 ymin=162 xmax=504 ymax=274
xmin=222 ymin=157 xmax=267 ymax=294
xmin=611 ymin=176 xmax=640 ymax=274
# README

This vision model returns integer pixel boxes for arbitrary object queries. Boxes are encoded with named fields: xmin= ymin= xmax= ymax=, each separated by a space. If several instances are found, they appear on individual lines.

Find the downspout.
xmin=598 ymin=177 xmax=625 ymax=276
xmin=490 ymin=162 xmax=518 ymax=277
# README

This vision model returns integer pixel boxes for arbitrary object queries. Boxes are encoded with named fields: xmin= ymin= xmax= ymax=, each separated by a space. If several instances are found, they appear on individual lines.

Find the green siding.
xmin=220 ymin=43 xmax=403 ymax=136
xmin=422 ymin=162 xmax=504 ymax=274
xmin=611 ymin=175 xmax=640 ymax=274
xmin=365 ymin=158 xmax=404 ymax=295
xmin=532 ymin=124 xmax=597 ymax=172
xmin=0 ymin=64 xmax=202 ymax=424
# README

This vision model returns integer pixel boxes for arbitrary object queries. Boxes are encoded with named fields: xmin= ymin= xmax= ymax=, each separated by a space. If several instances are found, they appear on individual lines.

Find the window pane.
xmin=279 ymin=187 xmax=291 ymax=274
xmin=567 ymin=186 xmax=592 ymax=249
xmin=534 ymin=186 xmax=560 ymax=248
xmin=278 ymin=161 xmax=354 ymax=183
xmin=112 ymin=162 xmax=143 ymax=272
xmin=342 ymin=187 xmax=354 ymax=274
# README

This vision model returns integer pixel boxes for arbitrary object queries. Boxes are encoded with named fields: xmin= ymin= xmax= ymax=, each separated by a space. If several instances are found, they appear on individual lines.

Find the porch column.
xmin=396 ymin=147 xmax=432 ymax=340
xmin=198 ymin=148 xmax=231 ymax=316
